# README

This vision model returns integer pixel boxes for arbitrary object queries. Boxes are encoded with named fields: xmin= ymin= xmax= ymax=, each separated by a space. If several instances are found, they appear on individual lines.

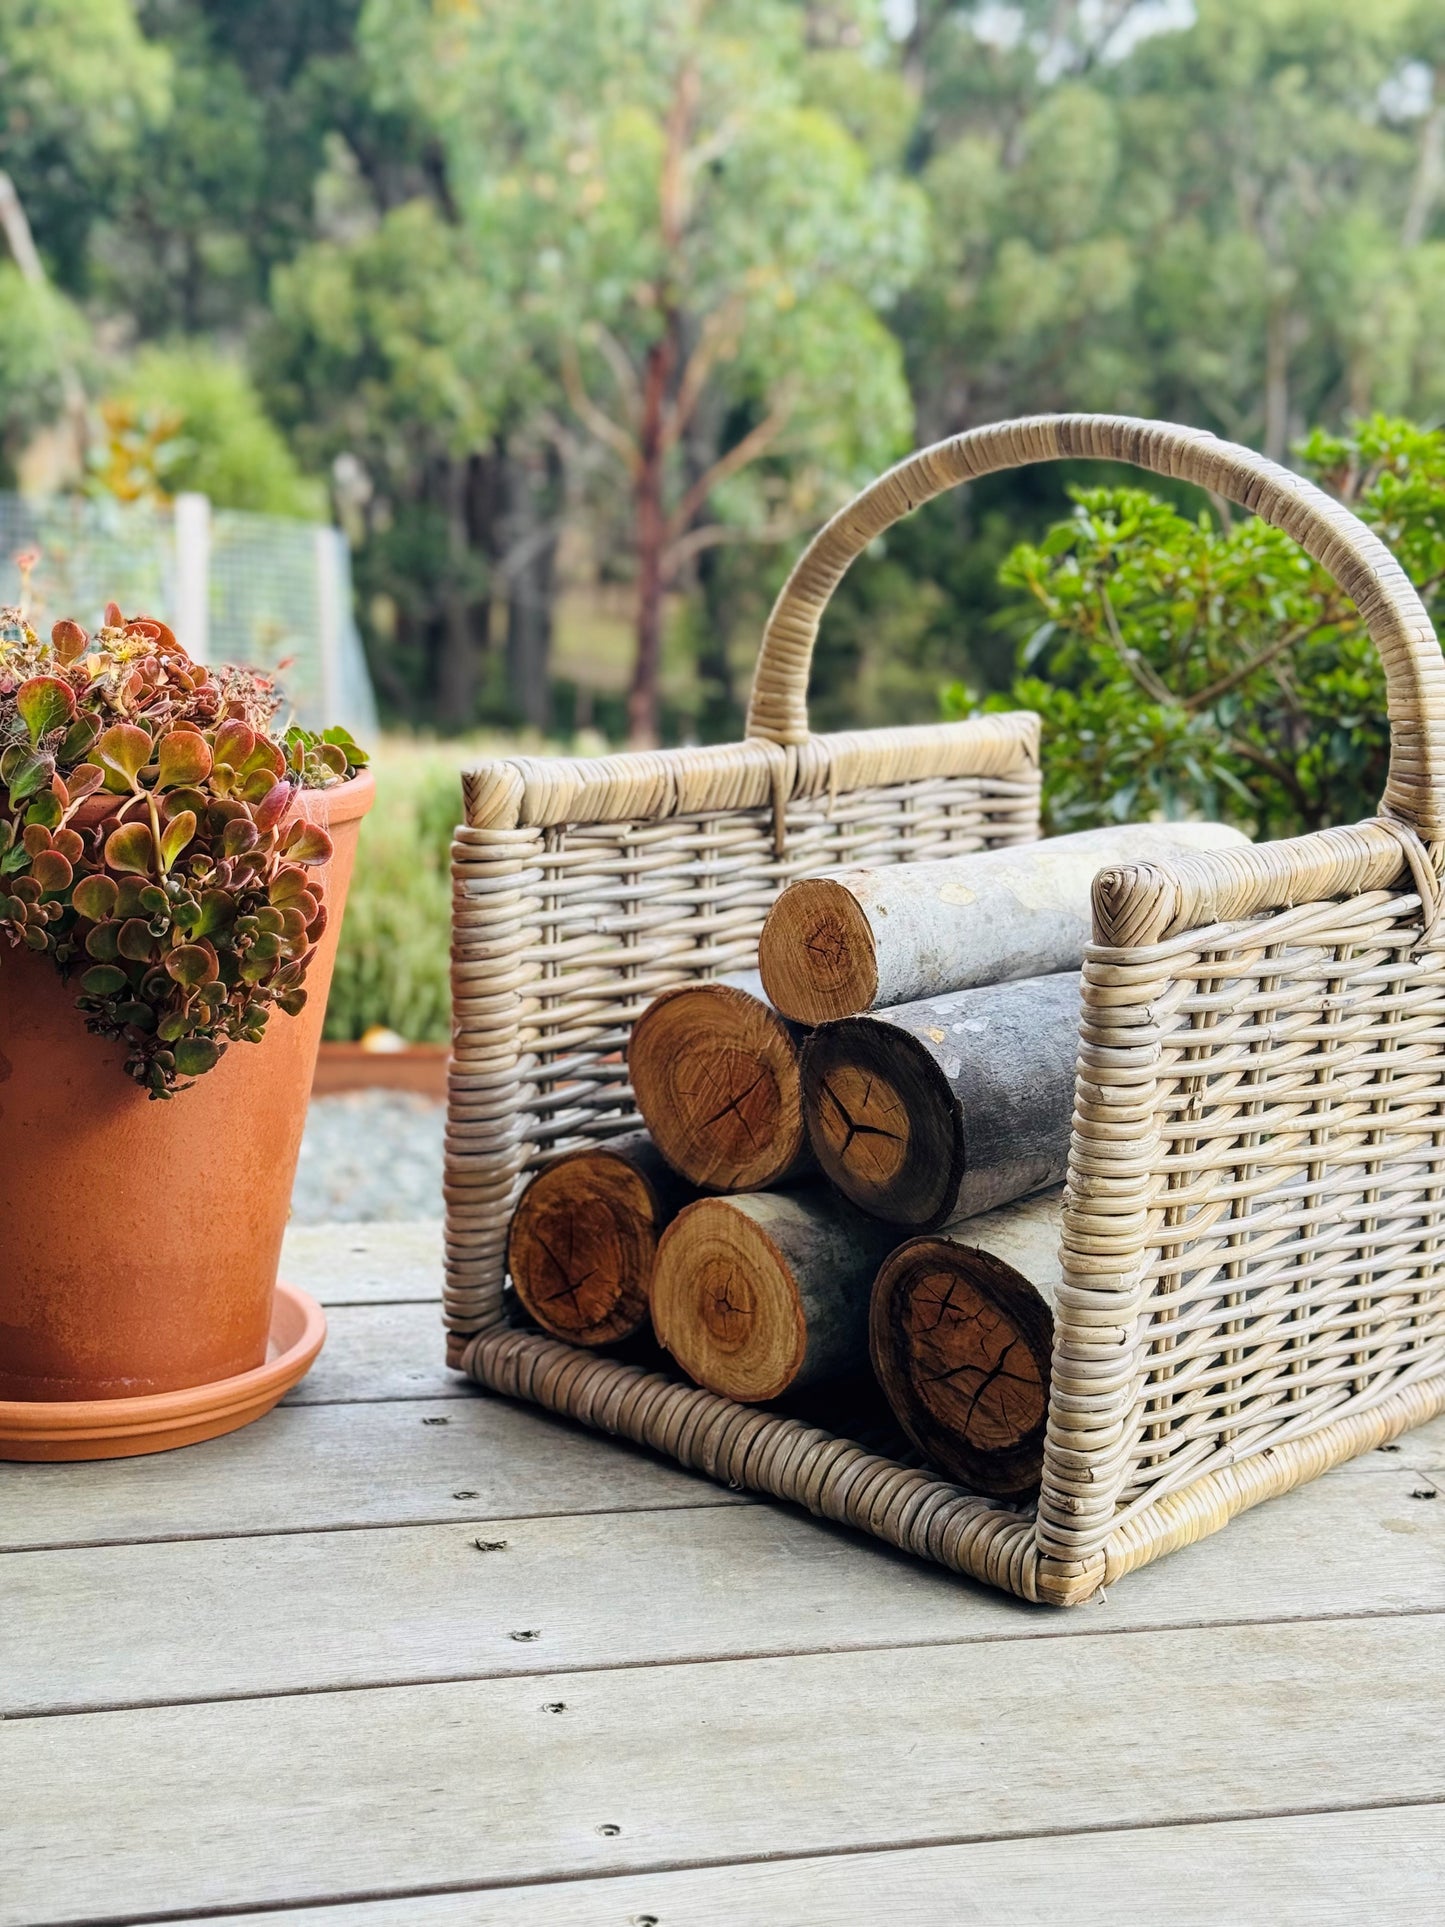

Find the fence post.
xmin=173 ymin=492 xmax=211 ymax=659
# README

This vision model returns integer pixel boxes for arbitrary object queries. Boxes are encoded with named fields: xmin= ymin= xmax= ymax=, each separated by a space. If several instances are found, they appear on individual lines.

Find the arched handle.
xmin=745 ymin=414 xmax=1445 ymax=837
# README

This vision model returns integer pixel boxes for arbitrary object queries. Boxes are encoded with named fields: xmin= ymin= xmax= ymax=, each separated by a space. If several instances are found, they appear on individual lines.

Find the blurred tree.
xmin=364 ymin=0 xmax=926 ymax=742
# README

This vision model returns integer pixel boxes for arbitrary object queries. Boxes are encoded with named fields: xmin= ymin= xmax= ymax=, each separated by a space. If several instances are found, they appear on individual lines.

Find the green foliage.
xmin=0 ymin=604 xmax=366 ymax=1096
xmin=323 ymin=738 xmax=461 ymax=1045
xmin=949 ymin=418 xmax=1445 ymax=837
xmin=111 ymin=346 xmax=325 ymax=516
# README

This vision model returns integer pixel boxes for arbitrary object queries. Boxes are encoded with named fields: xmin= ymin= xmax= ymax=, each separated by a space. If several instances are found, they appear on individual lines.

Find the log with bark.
xmin=758 ymin=820 xmax=1247 ymax=1024
xmin=627 ymin=971 xmax=811 ymax=1192
xmin=801 ymin=971 xmax=1081 ymax=1229
xmin=507 ymin=1133 xmax=692 ymax=1347
xmin=869 ymin=1189 xmax=1064 ymax=1500
xmin=650 ymin=1184 xmax=900 ymax=1402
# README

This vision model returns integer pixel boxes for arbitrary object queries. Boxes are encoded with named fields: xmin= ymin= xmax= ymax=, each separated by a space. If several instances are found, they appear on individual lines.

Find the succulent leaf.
xmin=159 ymin=809 xmax=197 ymax=872
xmin=173 ymin=1038 xmax=220 ymax=1076
xmin=105 ymin=822 xmax=155 ymax=874
xmin=81 ymin=964 xmax=128 ymax=996
xmin=282 ymin=821 xmax=333 ymax=865
xmin=94 ymin=723 xmax=155 ymax=792
xmin=16 ymin=677 xmax=78 ymax=742
xmin=165 ymin=942 xmax=220 ymax=987
xmin=156 ymin=732 xmax=213 ymax=789
xmin=31 ymin=849 xmax=73 ymax=894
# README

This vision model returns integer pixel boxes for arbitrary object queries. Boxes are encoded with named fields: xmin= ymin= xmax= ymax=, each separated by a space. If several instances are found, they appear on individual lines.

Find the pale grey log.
xmin=3 ymin=1616 xmax=1441 ymax=1924
xmin=759 ymin=820 xmax=1248 ymax=1021
xmin=182 ymin=1806 xmax=1445 ymax=1927
xmin=0 ymin=1396 xmax=738 ymax=1552
xmin=3 ymin=1445 xmax=1441 ymax=1717
xmin=281 ymin=1220 xmax=444 ymax=1304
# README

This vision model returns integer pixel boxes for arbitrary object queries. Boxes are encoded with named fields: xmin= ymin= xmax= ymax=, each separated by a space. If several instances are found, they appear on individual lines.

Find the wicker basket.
xmin=445 ymin=414 xmax=1445 ymax=1606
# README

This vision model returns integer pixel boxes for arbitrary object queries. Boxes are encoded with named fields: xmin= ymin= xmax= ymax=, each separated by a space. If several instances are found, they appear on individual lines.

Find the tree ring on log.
xmin=801 ymin=1020 xmax=961 ymax=1227
xmin=869 ymin=1238 xmax=1054 ymax=1499
xmin=507 ymin=1154 xmax=661 ymax=1347
xmin=758 ymin=878 xmax=878 ymax=1023
xmin=651 ymin=1199 xmax=805 ymax=1402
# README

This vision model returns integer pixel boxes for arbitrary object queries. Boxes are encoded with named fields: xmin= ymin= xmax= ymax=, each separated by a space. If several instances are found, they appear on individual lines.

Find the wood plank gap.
xmin=0 ymin=1495 xmax=745 ymax=1558
xmin=31 ymin=1794 xmax=1445 ymax=1927
xmin=11 ymin=1602 xmax=1445 ymax=1724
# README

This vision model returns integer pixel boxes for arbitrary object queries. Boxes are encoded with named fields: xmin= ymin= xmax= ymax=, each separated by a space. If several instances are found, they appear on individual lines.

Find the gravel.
xmin=292 ymin=1091 xmax=446 ymax=1223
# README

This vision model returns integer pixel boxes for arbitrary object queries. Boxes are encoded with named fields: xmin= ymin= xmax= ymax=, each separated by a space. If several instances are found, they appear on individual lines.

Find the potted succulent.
xmin=0 ymin=603 xmax=374 ymax=1458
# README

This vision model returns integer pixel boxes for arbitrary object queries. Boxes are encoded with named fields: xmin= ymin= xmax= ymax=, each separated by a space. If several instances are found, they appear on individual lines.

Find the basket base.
xmin=0 ymin=1281 xmax=326 ymax=1462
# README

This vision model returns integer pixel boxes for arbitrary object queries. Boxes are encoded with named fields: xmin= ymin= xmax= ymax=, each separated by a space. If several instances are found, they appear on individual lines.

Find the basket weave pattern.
xmin=447 ymin=416 xmax=1445 ymax=1606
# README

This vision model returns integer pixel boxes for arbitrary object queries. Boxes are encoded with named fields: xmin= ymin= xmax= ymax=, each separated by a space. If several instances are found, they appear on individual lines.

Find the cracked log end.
xmin=628 ymin=980 xmax=809 ymax=1192
xmin=758 ymin=878 xmax=879 ymax=1024
xmin=800 ymin=1019 xmax=961 ymax=1228
xmin=507 ymin=1135 xmax=689 ymax=1347
xmin=870 ymin=1236 xmax=1054 ymax=1500
xmin=650 ymin=1196 xmax=807 ymax=1401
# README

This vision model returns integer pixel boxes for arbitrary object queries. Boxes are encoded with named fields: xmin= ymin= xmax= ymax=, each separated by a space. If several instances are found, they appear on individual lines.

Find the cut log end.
xmin=801 ymin=1020 xmax=960 ymax=1228
xmin=650 ymin=1198 xmax=805 ymax=1403
xmin=870 ymin=1238 xmax=1054 ymax=1499
xmin=628 ymin=981 xmax=807 ymax=1192
xmin=508 ymin=1150 xmax=665 ymax=1347
xmin=758 ymin=878 xmax=878 ymax=1025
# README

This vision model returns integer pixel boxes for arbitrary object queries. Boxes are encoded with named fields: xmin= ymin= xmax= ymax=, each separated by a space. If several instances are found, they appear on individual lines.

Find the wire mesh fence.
xmin=0 ymin=491 xmax=378 ymax=736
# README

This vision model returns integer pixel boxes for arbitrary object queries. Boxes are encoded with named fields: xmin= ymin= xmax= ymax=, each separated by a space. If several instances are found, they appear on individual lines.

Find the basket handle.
xmin=745 ymin=413 xmax=1445 ymax=836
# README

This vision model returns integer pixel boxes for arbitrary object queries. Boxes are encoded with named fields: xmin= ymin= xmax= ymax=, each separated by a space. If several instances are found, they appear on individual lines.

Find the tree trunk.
xmin=628 ymin=334 xmax=674 ymax=748
xmin=870 ymin=1189 xmax=1063 ymax=1499
xmin=507 ymin=1132 xmax=692 ymax=1348
xmin=503 ymin=441 xmax=560 ymax=733
xmin=801 ymin=972 xmax=1082 ymax=1230
xmin=627 ymin=971 xmax=812 ymax=1193
xmin=759 ymin=821 xmax=1246 ymax=1025
xmin=650 ymin=1184 xmax=900 ymax=1402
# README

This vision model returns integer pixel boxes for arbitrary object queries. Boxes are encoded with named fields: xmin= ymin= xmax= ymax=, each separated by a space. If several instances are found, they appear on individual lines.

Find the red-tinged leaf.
xmin=103 ymin=600 xmax=124 ymax=627
xmin=240 ymin=767 xmax=279 ymax=805
xmin=53 ymin=828 xmax=84 ymax=862
xmin=16 ymin=676 xmax=77 ymax=743
xmin=63 ymin=763 xmax=105 ymax=807
xmin=81 ymin=964 xmax=128 ymax=997
xmin=306 ymin=902 xmax=328 ymax=944
xmin=160 ymin=809 xmax=197 ymax=872
xmin=73 ymin=874 xmax=119 ymax=922
xmin=213 ymin=720 xmax=255 ymax=768
xmin=241 ymin=737 xmax=285 ymax=780
xmin=161 ymin=786 xmax=208 ymax=823
xmin=51 ymin=618 xmax=88 ymax=664
xmin=221 ymin=817 xmax=258 ymax=858
xmin=282 ymin=821 xmax=333 ymax=865
xmin=190 ymin=889 xmax=236 ymax=938
xmin=105 ymin=822 xmax=155 ymax=875
xmin=268 ymin=864 xmax=308 ymax=906
xmin=22 ymin=824 xmax=53 ymax=857
xmin=156 ymin=731 xmax=213 ymax=789
xmin=31 ymin=850 xmax=73 ymax=894
xmin=117 ymin=918 xmax=156 ymax=962
xmin=165 ymin=942 xmax=219 ymax=987
xmin=94 ymin=724 xmax=154 ymax=792
xmin=254 ymin=780 xmax=292 ymax=833
xmin=84 ymin=919 xmax=121 ymax=960
xmin=276 ymin=987 xmax=308 ymax=1017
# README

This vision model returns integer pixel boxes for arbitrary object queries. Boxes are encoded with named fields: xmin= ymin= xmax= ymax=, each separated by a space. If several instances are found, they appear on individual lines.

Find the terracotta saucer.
xmin=0 ymin=1282 xmax=326 ymax=1462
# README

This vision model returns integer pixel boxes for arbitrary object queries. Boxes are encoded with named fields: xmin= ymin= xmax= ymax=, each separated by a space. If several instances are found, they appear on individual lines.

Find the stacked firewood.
xmin=506 ymin=820 xmax=1245 ymax=1501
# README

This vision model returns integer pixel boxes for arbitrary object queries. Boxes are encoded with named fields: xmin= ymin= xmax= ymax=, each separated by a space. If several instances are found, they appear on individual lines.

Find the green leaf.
xmin=84 ymin=919 xmax=122 ymax=961
xmin=24 ymin=791 xmax=62 ymax=831
xmin=8 ymin=750 xmax=53 ymax=805
xmin=16 ymin=676 xmax=77 ymax=743
xmin=31 ymin=849 xmax=73 ymax=895
xmin=105 ymin=822 xmax=155 ymax=875
xmin=159 ymin=809 xmax=197 ymax=872
xmin=80 ymin=965 xmax=128 ymax=997
xmin=72 ymin=874 xmax=120 ymax=922
xmin=94 ymin=724 xmax=154 ymax=793
xmin=173 ymin=1037 xmax=221 ymax=1076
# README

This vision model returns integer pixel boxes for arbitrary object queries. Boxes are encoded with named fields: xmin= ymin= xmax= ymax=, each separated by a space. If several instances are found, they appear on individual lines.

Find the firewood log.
xmin=801 ymin=972 xmax=1080 ymax=1229
xmin=869 ymin=1189 xmax=1064 ymax=1500
xmin=507 ymin=1133 xmax=691 ymax=1347
xmin=758 ymin=821 xmax=1247 ymax=1023
xmin=628 ymin=971 xmax=812 ymax=1192
xmin=650 ymin=1184 xmax=899 ymax=1402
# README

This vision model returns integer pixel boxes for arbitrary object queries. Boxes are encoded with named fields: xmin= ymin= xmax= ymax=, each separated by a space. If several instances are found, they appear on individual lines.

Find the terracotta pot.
xmin=312 ymin=1040 xmax=449 ymax=1100
xmin=0 ymin=770 xmax=374 ymax=1403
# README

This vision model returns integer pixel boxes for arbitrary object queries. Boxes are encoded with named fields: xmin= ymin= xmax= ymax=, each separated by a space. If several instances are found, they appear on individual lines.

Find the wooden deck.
xmin=4 ymin=1221 xmax=1443 ymax=1927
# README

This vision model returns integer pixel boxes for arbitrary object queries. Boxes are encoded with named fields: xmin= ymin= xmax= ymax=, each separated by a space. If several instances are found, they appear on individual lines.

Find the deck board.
xmin=3 ymin=1616 xmax=1442 ymax=1925
xmin=164 ymin=1806 xmax=1445 ymax=1927
xmin=6 ymin=1219 xmax=1441 ymax=1925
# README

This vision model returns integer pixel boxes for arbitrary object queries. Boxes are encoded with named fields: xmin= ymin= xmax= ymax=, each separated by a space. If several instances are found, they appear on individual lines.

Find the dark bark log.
xmin=651 ymin=1183 xmax=900 ymax=1402
xmin=801 ymin=972 xmax=1081 ymax=1230
xmin=627 ymin=971 xmax=812 ymax=1192
xmin=507 ymin=1132 xmax=691 ymax=1347
xmin=869 ymin=1189 xmax=1063 ymax=1500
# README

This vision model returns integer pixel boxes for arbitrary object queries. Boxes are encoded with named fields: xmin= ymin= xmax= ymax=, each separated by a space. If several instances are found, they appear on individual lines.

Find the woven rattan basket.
xmin=445 ymin=414 xmax=1445 ymax=1606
